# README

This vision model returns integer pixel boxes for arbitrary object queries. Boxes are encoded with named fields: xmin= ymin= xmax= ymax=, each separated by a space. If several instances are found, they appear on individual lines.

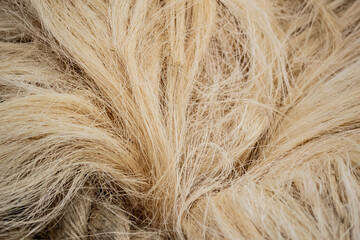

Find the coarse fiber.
xmin=1 ymin=0 xmax=360 ymax=239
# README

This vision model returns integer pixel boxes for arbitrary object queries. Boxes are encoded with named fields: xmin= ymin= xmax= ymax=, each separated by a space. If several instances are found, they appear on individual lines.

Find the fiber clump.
xmin=0 ymin=0 xmax=360 ymax=239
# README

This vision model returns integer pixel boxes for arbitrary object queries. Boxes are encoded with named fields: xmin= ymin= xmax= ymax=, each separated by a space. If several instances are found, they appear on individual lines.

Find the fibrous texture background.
xmin=0 ymin=0 xmax=360 ymax=239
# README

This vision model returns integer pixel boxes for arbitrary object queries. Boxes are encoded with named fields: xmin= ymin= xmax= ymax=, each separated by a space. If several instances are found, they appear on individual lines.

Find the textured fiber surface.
xmin=0 ymin=0 xmax=360 ymax=239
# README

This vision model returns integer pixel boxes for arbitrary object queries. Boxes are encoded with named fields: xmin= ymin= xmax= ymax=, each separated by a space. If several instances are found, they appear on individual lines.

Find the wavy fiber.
xmin=0 ymin=0 xmax=360 ymax=239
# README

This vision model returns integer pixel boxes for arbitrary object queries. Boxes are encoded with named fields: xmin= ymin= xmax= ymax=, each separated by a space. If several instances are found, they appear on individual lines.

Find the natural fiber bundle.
xmin=0 ymin=0 xmax=359 ymax=239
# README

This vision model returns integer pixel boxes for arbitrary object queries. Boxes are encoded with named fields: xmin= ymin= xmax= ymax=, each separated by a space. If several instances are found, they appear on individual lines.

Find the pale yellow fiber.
xmin=0 ymin=0 xmax=360 ymax=239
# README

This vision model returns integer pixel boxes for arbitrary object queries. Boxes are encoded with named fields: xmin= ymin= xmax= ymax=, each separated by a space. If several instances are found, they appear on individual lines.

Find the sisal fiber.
xmin=1 ymin=0 xmax=360 ymax=239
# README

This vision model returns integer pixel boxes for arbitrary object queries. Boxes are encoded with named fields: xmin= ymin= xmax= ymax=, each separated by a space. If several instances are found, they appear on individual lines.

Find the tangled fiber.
xmin=1 ymin=0 xmax=360 ymax=239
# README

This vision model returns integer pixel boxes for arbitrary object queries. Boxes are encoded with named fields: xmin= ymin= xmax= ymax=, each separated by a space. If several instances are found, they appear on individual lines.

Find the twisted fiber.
xmin=0 ymin=0 xmax=360 ymax=239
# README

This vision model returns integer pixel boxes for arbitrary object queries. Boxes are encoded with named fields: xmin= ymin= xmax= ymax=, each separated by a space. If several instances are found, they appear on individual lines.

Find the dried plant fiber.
xmin=1 ymin=0 xmax=360 ymax=239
